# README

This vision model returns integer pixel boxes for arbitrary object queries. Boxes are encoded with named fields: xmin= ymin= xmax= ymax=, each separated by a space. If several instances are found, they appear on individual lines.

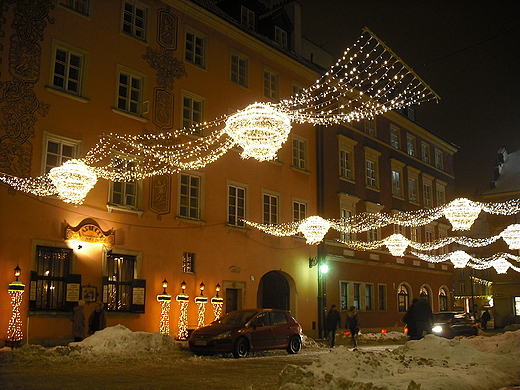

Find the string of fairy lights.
xmin=0 ymin=29 xmax=440 ymax=205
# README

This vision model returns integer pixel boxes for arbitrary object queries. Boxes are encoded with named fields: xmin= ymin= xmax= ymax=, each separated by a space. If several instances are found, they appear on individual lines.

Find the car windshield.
xmin=433 ymin=313 xmax=454 ymax=322
xmin=217 ymin=310 xmax=258 ymax=325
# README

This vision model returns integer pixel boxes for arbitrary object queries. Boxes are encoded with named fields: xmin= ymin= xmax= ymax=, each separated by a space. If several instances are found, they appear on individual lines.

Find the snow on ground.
xmin=1 ymin=325 xmax=519 ymax=389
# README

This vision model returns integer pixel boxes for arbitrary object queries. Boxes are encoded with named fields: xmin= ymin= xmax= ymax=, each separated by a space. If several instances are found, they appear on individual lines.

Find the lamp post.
xmin=210 ymin=283 xmax=224 ymax=321
xmin=310 ymin=244 xmax=328 ymax=339
xmin=195 ymin=282 xmax=208 ymax=328
xmin=7 ymin=265 xmax=25 ymax=348
xmin=176 ymin=281 xmax=189 ymax=340
xmin=157 ymin=279 xmax=171 ymax=335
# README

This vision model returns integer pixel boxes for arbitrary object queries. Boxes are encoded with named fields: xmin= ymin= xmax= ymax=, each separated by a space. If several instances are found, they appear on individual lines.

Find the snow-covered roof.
xmin=485 ymin=148 xmax=520 ymax=195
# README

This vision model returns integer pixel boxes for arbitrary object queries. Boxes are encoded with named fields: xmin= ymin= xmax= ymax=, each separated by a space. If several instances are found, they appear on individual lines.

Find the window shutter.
xmin=65 ymin=274 xmax=82 ymax=311
xmin=102 ymin=276 xmax=109 ymax=305
xmin=131 ymin=279 xmax=146 ymax=313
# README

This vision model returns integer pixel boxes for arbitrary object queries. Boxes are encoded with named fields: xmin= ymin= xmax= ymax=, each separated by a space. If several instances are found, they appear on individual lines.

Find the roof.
xmin=484 ymin=148 xmax=520 ymax=195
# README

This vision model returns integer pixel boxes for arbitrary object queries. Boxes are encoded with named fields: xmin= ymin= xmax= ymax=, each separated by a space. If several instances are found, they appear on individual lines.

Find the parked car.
xmin=188 ymin=308 xmax=303 ymax=358
xmin=431 ymin=311 xmax=479 ymax=338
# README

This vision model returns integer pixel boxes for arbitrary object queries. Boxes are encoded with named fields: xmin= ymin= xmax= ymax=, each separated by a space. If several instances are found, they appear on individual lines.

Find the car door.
xmin=271 ymin=311 xmax=292 ymax=347
xmin=249 ymin=311 xmax=274 ymax=349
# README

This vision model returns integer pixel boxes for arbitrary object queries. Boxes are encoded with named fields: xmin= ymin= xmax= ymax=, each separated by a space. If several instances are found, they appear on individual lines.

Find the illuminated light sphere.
xmin=384 ymin=233 xmax=410 ymax=257
xmin=449 ymin=250 xmax=472 ymax=268
xmin=49 ymin=160 xmax=98 ymax=205
xmin=443 ymin=198 xmax=481 ymax=231
xmin=492 ymin=258 xmax=511 ymax=274
xmin=299 ymin=216 xmax=332 ymax=245
xmin=501 ymin=224 xmax=520 ymax=250
xmin=224 ymin=103 xmax=292 ymax=161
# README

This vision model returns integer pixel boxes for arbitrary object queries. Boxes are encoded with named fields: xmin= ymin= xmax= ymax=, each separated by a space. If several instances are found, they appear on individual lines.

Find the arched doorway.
xmin=258 ymin=271 xmax=290 ymax=310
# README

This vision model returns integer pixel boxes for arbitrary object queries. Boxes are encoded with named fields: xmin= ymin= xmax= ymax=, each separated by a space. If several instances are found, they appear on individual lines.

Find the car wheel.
xmin=286 ymin=335 xmax=302 ymax=354
xmin=232 ymin=337 xmax=249 ymax=358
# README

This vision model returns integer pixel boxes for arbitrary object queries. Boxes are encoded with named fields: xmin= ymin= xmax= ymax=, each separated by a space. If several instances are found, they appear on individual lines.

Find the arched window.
xmin=398 ymin=284 xmax=409 ymax=312
xmin=439 ymin=287 xmax=448 ymax=311
xmin=420 ymin=285 xmax=430 ymax=303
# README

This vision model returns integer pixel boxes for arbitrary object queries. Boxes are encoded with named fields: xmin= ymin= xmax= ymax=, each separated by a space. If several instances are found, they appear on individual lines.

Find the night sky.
xmin=297 ymin=0 xmax=520 ymax=198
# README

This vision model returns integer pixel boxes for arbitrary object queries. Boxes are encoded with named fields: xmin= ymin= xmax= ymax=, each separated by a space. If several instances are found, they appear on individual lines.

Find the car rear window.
xmin=434 ymin=313 xmax=454 ymax=322
xmin=273 ymin=312 xmax=288 ymax=325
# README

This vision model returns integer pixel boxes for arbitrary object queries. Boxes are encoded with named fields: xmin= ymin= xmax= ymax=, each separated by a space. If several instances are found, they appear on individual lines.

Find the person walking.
xmin=413 ymin=298 xmax=433 ymax=339
xmin=324 ymin=304 xmax=341 ymax=347
xmin=71 ymin=300 xmax=86 ymax=342
xmin=403 ymin=298 xmax=419 ymax=340
xmin=88 ymin=301 xmax=107 ymax=335
xmin=346 ymin=306 xmax=360 ymax=348
xmin=481 ymin=309 xmax=491 ymax=330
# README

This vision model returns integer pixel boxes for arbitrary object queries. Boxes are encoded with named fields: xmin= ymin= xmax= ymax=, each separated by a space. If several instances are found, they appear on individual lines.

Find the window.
xmin=341 ymin=209 xmax=353 ymax=242
xmin=116 ymin=68 xmax=145 ymax=116
xmin=398 ymin=284 xmax=410 ymax=312
xmin=514 ymin=297 xmax=520 ymax=316
xmin=340 ymin=282 xmax=349 ymax=310
xmin=439 ymin=288 xmax=448 ymax=311
xmin=409 ymin=177 xmax=418 ymax=203
xmin=421 ymin=142 xmax=430 ymax=163
xmin=420 ymin=286 xmax=430 ymax=303
xmin=423 ymin=182 xmax=432 ymax=207
xmin=230 ymin=51 xmax=248 ymax=87
xmin=392 ymin=170 xmax=402 ymax=197
xmin=378 ymin=284 xmax=387 ymax=311
xmin=263 ymin=68 xmax=279 ymax=100
xmin=240 ymin=6 xmax=255 ymax=29
xmin=364 ymin=147 xmax=381 ymax=189
xmin=43 ymin=134 xmax=80 ymax=174
xmin=109 ymin=156 xmax=141 ymax=210
xmin=262 ymin=193 xmax=278 ymax=224
xmin=339 ymin=193 xmax=359 ymax=242
xmin=364 ymin=118 xmax=376 ymax=136
xmin=183 ymin=252 xmax=195 ymax=273
xmin=353 ymin=283 xmax=361 ymax=310
xmin=32 ymin=246 xmax=72 ymax=310
xmin=179 ymin=173 xmax=201 ymax=219
xmin=365 ymin=284 xmax=373 ymax=311
xmin=60 ymin=0 xmax=90 ymax=15
xmin=275 ymin=26 xmax=288 ymax=50
xmin=411 ymin=227 xmax=420 ymax=242
xmin=182 ymin=92 xmax=205 ymax=131
xmin=121 ymin=1 xmax=147 ymax=41
xmin=292 ymin=136 xmax=307 ymax=170
xmin=367 ymin=228 xmax=379 ymax=242
xmin=460 ymin=283 xmax=466 ymax=294
xmin=435 ymin=149 xmax=444 ymax=170
xmin=293 ymin=200 xmax=307 ymax=223
xmin=105 ymin=253 xmax=135 ymax=311
xmin=228 ymin=184 xmax=246 ymax=227
xmin=51 ymin=43 xmax=87 ymax=96
xmin=390 ymin=126 xmax=400 ymax=149
xmin=436 ymin=182 xmax=446 ymax=206
xmin=292 ymin=82 xmax=304 ymax=96
xmin=185 ymin=28 xmax=205 ymax=68
xmin=459 ymin=269 xmax=465 ymax=277
xmin=339 ymin=149 xmax=353 ymax=180
xmin=406 ymin=135 xmax=415 ymax=156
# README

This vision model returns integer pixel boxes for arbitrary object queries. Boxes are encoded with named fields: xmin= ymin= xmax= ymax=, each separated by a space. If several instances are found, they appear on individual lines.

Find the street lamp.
xmin=211 ymin=283 xmax=224 ymax=321
xmin=310 ymin=252 xmax=328 ymax=339
xmin=7 ymin=265 xmax=25 ymax=348
xmin=176 ymin=281 xmax=189 ymax=340
xmin=195 ymin=282 xmax=208 ymax=328
xmin=157 ymin=278 xmax=171 ymax=335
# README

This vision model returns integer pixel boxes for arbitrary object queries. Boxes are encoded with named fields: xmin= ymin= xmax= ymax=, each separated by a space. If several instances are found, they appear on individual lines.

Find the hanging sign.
xmin=65 ymin=218 xmax=115 ymax=245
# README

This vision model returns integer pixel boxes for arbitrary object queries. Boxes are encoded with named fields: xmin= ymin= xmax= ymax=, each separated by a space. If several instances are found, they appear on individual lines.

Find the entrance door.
xmin=259 ymin=271 xmax=289 ymax=310
xmin=226 ymin=288 xmax=238 ymax=313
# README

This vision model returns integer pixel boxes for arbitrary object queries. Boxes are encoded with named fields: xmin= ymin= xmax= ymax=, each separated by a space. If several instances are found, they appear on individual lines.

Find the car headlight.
xmin=214 ymin=331 xmax=232 ymax=340
xmin=432 ymin=325 xmax=443 ymax=333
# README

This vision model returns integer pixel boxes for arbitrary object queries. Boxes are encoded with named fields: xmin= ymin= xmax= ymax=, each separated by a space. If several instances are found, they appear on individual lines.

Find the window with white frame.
xmin=292 ymin=82 xmax=304 ymax=96
xmin=436 ymin=182 xmax=446 ymax=206
xmin=460 ymin=283 xmax=466 ymax=294
xmin=275 ymin=26 xmax=288 ymax=50
xmin=109 ymin=155 xmax=141 ymax=210
xmin=364 ymin=118 xmax=376 ymax=136
xmin=262 ymin=192 xmax=279 ymax=224
xmin=393 ymin=221 xmax=406 ymax=236
xmin=230 ymin=51 xmax=248 ymax=87
xmin=183 ymin=252 xmax=195 ymax=273
xmin=398 ymin=284 xmax=410 ymax=312
xmin=340 ymin=281 xmax=349 ymax=311
xmin=116 ymin=67 xmax=145 ymax=116
xmin=390 ymin=126 xmax=400 ymax=149
xmin=51 ymin=42 xmax=87 ymax=96
xmin=60 ymin=0 xmax=90 ymax=15
xmin=43 ymin=133 xmax=80 ymax=174
xmin=185 ymin=28 xmax=206 ymax=68
xmin=409 ymin=177 xmax=418 ymax=202
xmin=228 ymin=183 xmax=246 ymax=227
xmin=263 ymin=68 xmax=279 ymax=100
xmin=367 ymin=228 xmax=379 ymax=242
xmin=292 ymin=136 xmax=307 ymax=170
xmin=425 ymin=227 xmax=434 ymax=243
xmin=341 ymin=209 xmax=353 ymax=242
xmin=241 ymin=6 xmax=255 ymax=30
xmin=339 ymin=135 xmax=357 ymax=181
xmin=105 ymin=252 xmax=136 ymax=311
xmin=182 ymin=92 xmax=205 ymax=132
xmin=293 ymin=200 xmax=307 ymax=223
xmin=392 ymin=170 xmax=402 ymax=196
xmin=339 ymin=193 xmax=359 ymax=242
xmin=421 ymin=142 xmax=430 ymax=164
xmin=179 ymin=173 xmax=201 ymax=219
xmin=434 ymin=149 xmax=444 ymax=170
xmin=364 ymin=147 xmax=380 ymax=189
xmin=353 ymin=283 xmax=361 ymax=310
xmin=514 ymin=296 xmax=520 ymax=316
xmin=411 ymin=227 xmax=420 ymax=242
xmin=423 ymin=182 xmax=432 ymax=207
xmin=439 ymin=288 xmax=448 ymax=311
xmin=406 ymin=134 xmax=416 ymax=157
xmin=438 ymin=226 xmax=448 ymax=255
xmin=121 ymin=1 xmax=148 ymax=41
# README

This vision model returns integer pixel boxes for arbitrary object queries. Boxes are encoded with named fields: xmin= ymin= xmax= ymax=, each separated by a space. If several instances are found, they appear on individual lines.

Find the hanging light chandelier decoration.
xmin=411 ymin=251 xmax=520 ymax=273
xmin=298 ymin=216 xmax=332 ymax=245
xmin=48 ymin=159 xmax=98 ymax=205
xmin=501 ymin=224 xmax=520 ymax=250
xmin=442 ymin=198 xmax=482 ymax=231
xmin=382 ymin=234 xmax=410 ymax=257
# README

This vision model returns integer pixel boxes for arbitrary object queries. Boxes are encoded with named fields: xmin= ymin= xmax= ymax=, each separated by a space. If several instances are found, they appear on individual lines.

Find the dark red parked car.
xmin=188 ymin=308 xmax=303 ymax=358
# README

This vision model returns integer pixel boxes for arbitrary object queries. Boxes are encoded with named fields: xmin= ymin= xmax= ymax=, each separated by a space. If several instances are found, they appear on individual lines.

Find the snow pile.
xmin=2 ymin=324 xmax=189 ymax=363
xmin=279 ymin=330 xmax=520 ymax=390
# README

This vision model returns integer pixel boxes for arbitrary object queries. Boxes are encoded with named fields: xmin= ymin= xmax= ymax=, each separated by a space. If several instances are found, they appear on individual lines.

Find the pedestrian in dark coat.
xmin=413 ymin=298 xmax=433 ymax=339
xmin=403 ymin=298 xmax=419 ymax=340
xmin=324 ymin=304 xmax=341 ymax=347
xmin=71 ymin=300 xmax=86 ymax=342
xmin=346 ymin=306 xmax=360 ymax=347
xmin=481 ymin=309 xmax=491 ymax=330
xmin=88 ymin=301 xmax=107 ymax=335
